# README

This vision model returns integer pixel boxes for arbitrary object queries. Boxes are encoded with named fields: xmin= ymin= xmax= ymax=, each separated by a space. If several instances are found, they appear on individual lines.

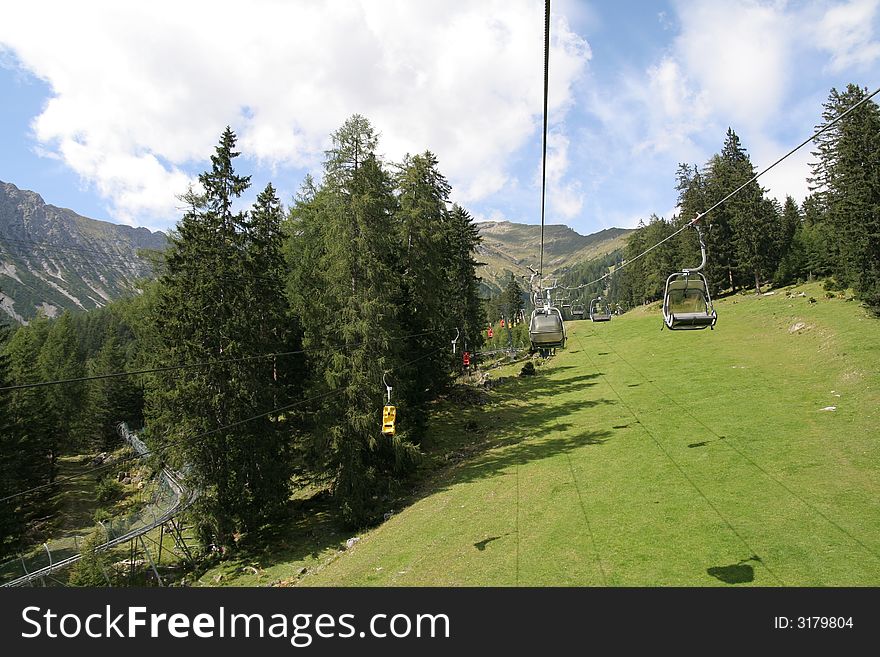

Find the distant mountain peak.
xmin=474 ymin=220 xmax=632 ymax=294
xmin=0 ymin=180 xmax=167 ymax=323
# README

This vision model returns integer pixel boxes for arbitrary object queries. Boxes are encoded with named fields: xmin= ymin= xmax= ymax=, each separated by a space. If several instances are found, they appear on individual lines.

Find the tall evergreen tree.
xmin=84 ymin=334 xmax=144 ymax=451
xmin=703 ymin=129 xmax=778 ymax=292
xmin=445 ymin=204 xmax=485 ymax=350
xmin=810 ymin=85 xmax=880 ymax=303
xmin=394 ymin=152 xmax=456 ymax=437
xmin=0 ymin=321 xmax=25 ymax=554
xmin=290 ymin=115 xmax=416 ymax=525
xmin=149 ymin=127 xmax=294 ymax=546
xmin=502 ymin=273 xmax=525 ymax=319
xmin=37 ymin=312 xmax=85 ymax=469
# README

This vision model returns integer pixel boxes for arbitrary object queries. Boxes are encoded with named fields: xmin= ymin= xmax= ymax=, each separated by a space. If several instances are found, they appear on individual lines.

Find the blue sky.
xmin=1 ymin=0 xmax=878 ymax=235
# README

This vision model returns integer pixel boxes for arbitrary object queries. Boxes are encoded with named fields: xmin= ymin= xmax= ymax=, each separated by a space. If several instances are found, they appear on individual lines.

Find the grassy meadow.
xmin=199 ymin=282 xmax=879 ymax=586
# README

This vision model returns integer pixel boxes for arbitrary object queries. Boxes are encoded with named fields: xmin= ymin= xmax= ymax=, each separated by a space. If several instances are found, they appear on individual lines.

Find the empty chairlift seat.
xmin=662 ymin=273 xmax=717 ymax=330
xmin=529 ymin=307 xmax=566 ymax=350
xmin=589 ymin=297 xmax=612 ymax=322
xmin=661 ymin=221 xmax=718 ymax=331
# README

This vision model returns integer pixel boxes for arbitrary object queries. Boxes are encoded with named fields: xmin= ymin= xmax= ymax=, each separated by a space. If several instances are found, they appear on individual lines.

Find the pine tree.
xmin=503 ymin=273 xmax=525 ymax=319
xmin=445 ymin=204 xmax=485 ymax=354
xmin=68 ymin=525 xmax=110 ymax=586
xmin=85 ymin=334 xmax=143 ymax=451
xmin=5 ymin=317 xmax=53 ymax=492
xmin=704 ymin=129 xmax=775 ymax=293
xmin=393 ymin=152 xmax=456 ymax=437
xmin=37 ymin=312 xmax=85 ymax=471
xmin=0 ymin=321 xmax=24 ymax=554
xmin=810 ymin=85 xmax=880 ymax=303
xmin=148 ymin=127 xmax=294 ymax=546
xmin=290 ymin=115 xmax=416 ymax=525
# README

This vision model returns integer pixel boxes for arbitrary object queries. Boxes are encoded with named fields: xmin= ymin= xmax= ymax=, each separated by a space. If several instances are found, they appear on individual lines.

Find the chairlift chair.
xmin=381 ymin=373 xmax=397 ymax=436
xmin=381 ymin=405 xmax=396 ymax=436
xmin=528 ymin=306 xmax=566 ymax=351
xmin=589 ymin=296 xmax=612 ymax=322
xmin=662 ymin=224 xmax=717 ymax=331
xmin=571 ymin=303 xmax=585 ymax=319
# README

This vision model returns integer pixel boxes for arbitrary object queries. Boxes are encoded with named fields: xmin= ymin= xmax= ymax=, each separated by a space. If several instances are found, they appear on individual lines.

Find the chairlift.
xmin=528 ymin=305 xmax=566 ymax=351
xmin=589 ymin=296 xmax=612 ymax=322
xmin=571 ymin=303 xmax=585 ymax=319
xmin=662 ymin=224 xmax=717 ymax=331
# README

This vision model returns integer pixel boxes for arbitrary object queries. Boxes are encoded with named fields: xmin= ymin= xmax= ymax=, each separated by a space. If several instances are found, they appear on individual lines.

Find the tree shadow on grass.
xmin=421 ymin=365 xmax=617 ymax=494
xmin=205 ymin=492 xmax=352 ymax=585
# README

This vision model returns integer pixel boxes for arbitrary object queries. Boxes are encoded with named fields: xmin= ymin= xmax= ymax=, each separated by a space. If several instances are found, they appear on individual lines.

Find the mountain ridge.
xmin=0 ymin=180 xmax=167 ymax=323
xmin=474 ymin=220 xmax=632 ymax=293
xmin=0 ymin=180 xmax=632 ymax=322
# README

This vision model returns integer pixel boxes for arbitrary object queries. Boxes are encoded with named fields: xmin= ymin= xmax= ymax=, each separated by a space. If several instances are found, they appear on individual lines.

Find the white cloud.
xmin=672 ymin=0 xmax=793 ymax=130
xmin=541 ymin=130 xmax=584 ymax=219
xmin=813 ymin=0 xmax=880 ymax=72
xmin=575 ymin=0 xmax=878 ymax=233
xmin=473 ymin=209 xmax=508 ymax=223
xmin=749 ymin=134 xmax=815 ymax=205
xmin=0 ymin=0 xmax=590 ymax=228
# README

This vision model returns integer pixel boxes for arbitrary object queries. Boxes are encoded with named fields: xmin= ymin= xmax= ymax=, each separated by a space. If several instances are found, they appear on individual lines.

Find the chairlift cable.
xmin=0 ymin=328 xmax=444 ymax=392
xmin=538 ymin=0 xmax=551 ymax=283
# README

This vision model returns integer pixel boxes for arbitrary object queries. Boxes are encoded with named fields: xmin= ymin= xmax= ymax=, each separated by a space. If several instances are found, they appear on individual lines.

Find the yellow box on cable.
xmin=382 ymin=405 xmax=396 ymax=436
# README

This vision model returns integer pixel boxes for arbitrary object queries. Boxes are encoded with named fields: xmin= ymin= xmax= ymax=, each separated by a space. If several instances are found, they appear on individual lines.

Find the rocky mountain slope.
xmin=0 ymin=181 xmax=167 ymax=323
xmin=475 ymin=221 xmax=632 ymax=294
xmin=0 ymin=180 xmax=631 ymax=321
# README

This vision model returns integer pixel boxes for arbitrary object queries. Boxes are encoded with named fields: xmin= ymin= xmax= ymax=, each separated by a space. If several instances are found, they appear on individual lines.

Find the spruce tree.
xmin=37 ymin=312 xmax=85 ymax=471
xmin=445 ymin=204 xmax=485 ymax=355
xmin=0 ymin=321 xmax=24 ymax=554
xmin=810 ymin=85 xmax=880 ymax=303
xmin=394 ymin=152 xmax=457 ymax=437
xmin=291 ymin=115 xmax=416 ymax=525
xmin=149 ymin=127 xmax=294 ymax=546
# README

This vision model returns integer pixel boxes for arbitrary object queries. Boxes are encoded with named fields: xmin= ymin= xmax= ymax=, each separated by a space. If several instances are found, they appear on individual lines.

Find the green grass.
xmin=283 ymin=282 xmax=880 ymax=586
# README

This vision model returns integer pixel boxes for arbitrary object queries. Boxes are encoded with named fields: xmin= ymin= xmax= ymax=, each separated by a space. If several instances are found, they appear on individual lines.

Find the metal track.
xmin=1 ymin=425 xmax=194 ymax=587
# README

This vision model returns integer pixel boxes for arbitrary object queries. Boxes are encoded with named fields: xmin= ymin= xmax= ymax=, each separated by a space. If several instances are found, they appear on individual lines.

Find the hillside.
xmin=196 ymin=282 xmax=880 ymax=586
xmin=0 ymin=180 xmax=628 ymax=321
xmin=0 ymin=180 xmax=167 ymax=323
xmin=475 ymin=222 xmax=632 ymax=294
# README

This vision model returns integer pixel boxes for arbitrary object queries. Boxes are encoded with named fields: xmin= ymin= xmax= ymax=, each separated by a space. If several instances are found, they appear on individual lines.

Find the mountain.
xmin=0 ymin=180 xmax=631 ymax=322
xmin=0 ymin=181 xmax=167 ymax=323
xmin=475 ymin=221 xmax=632 ymax=294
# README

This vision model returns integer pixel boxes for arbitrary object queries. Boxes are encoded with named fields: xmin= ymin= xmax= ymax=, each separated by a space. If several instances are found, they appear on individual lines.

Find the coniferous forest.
xmin=0 ymin=115 xmax=485 ymax=556
xmin=1 ymin=83 xmax=878 ymax=568
xmin=562 ymin=84 xmax=880 ymax=311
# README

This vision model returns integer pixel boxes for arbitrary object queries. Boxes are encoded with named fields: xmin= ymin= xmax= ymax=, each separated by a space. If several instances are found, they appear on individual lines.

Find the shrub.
xmin=69 ymin=526 xmax=110 ymax=587
xmin=96 ymin=477 xmax=124 ymax=504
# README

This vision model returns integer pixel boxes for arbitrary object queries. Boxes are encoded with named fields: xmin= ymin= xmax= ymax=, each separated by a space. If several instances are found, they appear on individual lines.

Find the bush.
xmin=69 ymin=526 xmax=110 ymax=587
xmin=96 ymin=477 xmax=124 ymax=504
xmin=520 ymin=361 xmax=536 ymax=377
